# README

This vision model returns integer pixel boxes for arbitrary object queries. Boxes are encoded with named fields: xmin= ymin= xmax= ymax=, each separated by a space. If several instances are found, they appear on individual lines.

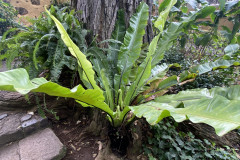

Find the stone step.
xmin=0 ymin=112 xmax=49 ymax=147
xmin=0 ymin=128 xmax=66 ymax=160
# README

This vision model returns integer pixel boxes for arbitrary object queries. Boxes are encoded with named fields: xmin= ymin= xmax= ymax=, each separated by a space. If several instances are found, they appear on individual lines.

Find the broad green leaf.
xmin=143 ymin=76 xmax=178 ymax=102
xmin=108 ymin=10 xmax=126 ymax=71
xmin=219 ymin=0 xmax=226 ymax=11
xmin=152 ymin=22 xmax=182 ymax=67
xmin=181 ymin=5 xmax=215 ymax=24
xmin=189 ymin=59 xmax=240 ymax=74
xmin=224 ymin=44 xmax=240 ymax=57
xmin=88 ymin=48 xmax=111 ymax=88
xmin=0 ymin=68 xmax=113 ymax=116
xmin=154 ymin=0 xmax=177 ymax=32
xmin=196 ymin=6 xmax=216 ymax=19
xmin=123 ymin=34 xmax=160 ymax=106
xmin=100 ymin=69 xmax=114 ymax=110
xmin=179 ymin=59 xmax=240 ymax=82
xmin=158 ymin=0 xmax=171 ymax=13
xmin=107 ymin=10 xmax=126 ymax=104
xmin=147 ymin=63 xmax=169 ymax=83
xmin=116 ymin=2 xmax=149 ymax=90
xmin=45 ymin=9 xmax=99 ymax=90
xmin=131 ymin=86 xmax=240 ymax=136
xmin=181 ymin=6 xmax=188 ymax=13
xmin=152 ymin=4 xmax=216 ymax=68
xmin=157 ymin=75 xmax=178 ymax=90
xmin=230 ymin=20 xmax=240 ymax=43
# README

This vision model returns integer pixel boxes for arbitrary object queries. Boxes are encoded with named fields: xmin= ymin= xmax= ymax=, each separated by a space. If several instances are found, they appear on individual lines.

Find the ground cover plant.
xmin=143 ymin=118 xmax=239 ymax=160
xmin=0 ymin=1 xmax=240 ymax=157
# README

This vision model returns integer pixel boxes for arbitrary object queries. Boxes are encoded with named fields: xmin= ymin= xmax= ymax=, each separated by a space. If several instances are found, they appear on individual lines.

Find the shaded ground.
xmin=52 ymin=118 xmax=103 ymax=160
xmin=51 ymin=115 xmax=240 ymax=160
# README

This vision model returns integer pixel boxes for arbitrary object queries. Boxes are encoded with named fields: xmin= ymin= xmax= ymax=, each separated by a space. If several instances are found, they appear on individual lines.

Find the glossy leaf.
xmin=45 ymin=9 xmax=99 ymax=90
xmin=152 ymin=22 xmax=182 ymax=67
xmin=131 ymin=86 xmax=240 ymax=136
xmin=108 ymin=10 xmax=126 ymax=71
xmin=180 ymin=59 xmax=240 ymax=82
xmin=147 ymin=63 xmax=169 ymax=83
xmin=0 ymin=68 xmax=113 ymax=116
xmin=116 ymin=2 xmax=149 ymax=92
xmin=101 ymin=69 xmax=114 ymax=110
xmin=196 ymin=6 xmax=216 ymax=19
xmin=123 ymin=34 xmax=160 ymax=106
xmin=219 ymin=0 xmax=226 ymax=11
xmin=154 ymin=0 xmax=177 ymax=32
xmin=224 ymin=44 xmax=240 ymax=57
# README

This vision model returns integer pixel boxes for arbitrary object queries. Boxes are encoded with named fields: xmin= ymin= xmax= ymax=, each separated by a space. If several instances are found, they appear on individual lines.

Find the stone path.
xmin=0 ymin=111 xmax=66 ymax=160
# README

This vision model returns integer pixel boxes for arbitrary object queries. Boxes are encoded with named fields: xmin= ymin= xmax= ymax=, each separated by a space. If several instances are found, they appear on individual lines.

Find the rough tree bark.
xmin=71 ymin=0 xmax=153 ymax=43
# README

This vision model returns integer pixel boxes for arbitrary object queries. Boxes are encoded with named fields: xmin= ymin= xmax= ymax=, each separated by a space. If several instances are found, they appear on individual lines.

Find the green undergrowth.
xmin=0 ymin=5 xmax=92 ymax=83
xmin=0 ymin=0 xmax=19 ymax=35
xmin=143 ymin=118 xmax=239 ymax=160
xmin=162 ymin=44 xmax=238 ymax=90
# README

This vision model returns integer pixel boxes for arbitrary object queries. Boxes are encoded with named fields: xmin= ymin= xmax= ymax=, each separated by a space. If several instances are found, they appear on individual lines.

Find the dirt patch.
xmin=52 ymin=118 xmax=103 ymax=160
xmin=7 ymin=0 xmax=69 ymax=25
xmin=51 ymin=113 xmax=150 ymax=160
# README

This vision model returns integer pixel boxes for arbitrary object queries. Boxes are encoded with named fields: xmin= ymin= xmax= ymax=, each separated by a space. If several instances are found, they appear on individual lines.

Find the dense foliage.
xmin=0 ymin=0 xmax=239 ymax=139
xmin=143 ymin=118 xmax=238 ymax=160
xmin=0 ymin=0 xmax=18 ymax=35
xmin=0 ymin=5 xmax=90 ymax=82
xmin=158 ymin=0 xmax=240 ymax=90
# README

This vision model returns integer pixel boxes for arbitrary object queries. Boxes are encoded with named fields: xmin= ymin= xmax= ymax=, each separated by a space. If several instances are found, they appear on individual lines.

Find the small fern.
xmin=0 ymin=5 xmax=91 ymax=83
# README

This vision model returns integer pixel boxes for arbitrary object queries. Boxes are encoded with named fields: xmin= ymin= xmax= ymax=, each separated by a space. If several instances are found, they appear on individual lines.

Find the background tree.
xmin=71 ymin=0 xmax=154 ymax=43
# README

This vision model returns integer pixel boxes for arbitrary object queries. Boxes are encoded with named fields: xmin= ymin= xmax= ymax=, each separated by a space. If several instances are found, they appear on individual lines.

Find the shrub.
xmin=0 ymin=0 xmax=18 ymax=35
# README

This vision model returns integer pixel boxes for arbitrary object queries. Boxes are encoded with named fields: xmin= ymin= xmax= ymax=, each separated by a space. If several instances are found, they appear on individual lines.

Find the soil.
xmin=50 ymin=108 xmax=148 ymax=160
xmin=51 ymin=117 xmax=103 ymax=160
xmin=7 ymin=0 xmax=68 ymax=25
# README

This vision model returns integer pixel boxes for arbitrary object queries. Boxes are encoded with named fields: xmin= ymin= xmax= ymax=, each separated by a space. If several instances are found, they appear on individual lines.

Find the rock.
xmin=0 ymin=128 xmax=66 ymax=160
xmin=0 ymin=91 xmax=36 ymax=111
xmin=0 ymin=114 xmax=23 ymax=146
xmin=21 ymin=118 xmax=38 ymax=128
xmin=15 ymin=7 xmax=28 ymax=15
xmin=19 ymin=128 xmax=66 ymax=160
xmin=0 ymin=113 xmax=49 ymax=146
xmin=31 ymin=0 xmax=40 ymax=5
xmin=20 ymin=114 xmax=32 ymax=122
xmin=0 ymin=114 xmax=8 ymax=120
xmin=0 ymin=143 xmax=20 ymax=160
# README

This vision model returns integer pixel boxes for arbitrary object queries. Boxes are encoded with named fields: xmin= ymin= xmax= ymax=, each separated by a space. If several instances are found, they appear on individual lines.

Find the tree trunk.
xmin=71 ymin=0 xmax=153 ymax=43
